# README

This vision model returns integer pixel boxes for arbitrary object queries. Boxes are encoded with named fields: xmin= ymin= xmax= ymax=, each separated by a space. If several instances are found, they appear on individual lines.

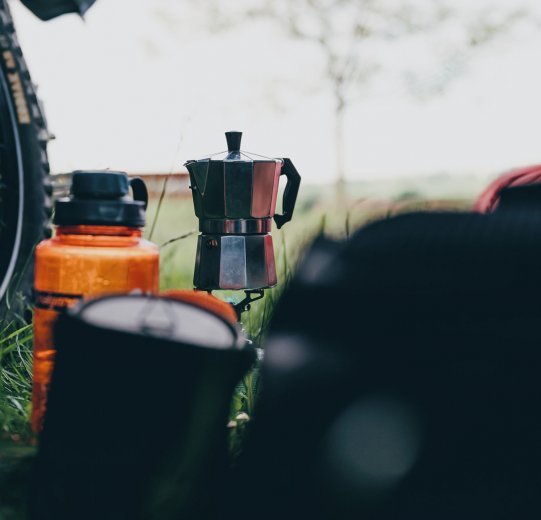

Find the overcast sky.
xmin=10 ymin=0 xmax=541 ymax=184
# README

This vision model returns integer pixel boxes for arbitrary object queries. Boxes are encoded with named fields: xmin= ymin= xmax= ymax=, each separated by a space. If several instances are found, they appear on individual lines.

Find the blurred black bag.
xmin=231 ymin=210 xmax=541 ymax=520
xmin=20 ymin=0 xmax=96 ymax=21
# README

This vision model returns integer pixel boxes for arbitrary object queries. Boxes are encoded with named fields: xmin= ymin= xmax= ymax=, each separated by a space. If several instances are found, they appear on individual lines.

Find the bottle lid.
xmin=161 ymin=289 xmax=238 ymax=325
xmin=185 ymin=131 xmax=282 ymax=165
xmin=54 ymin=171 xmax=148 ymax=227
xmin=69 ymin=294 xmax=249 ymax=351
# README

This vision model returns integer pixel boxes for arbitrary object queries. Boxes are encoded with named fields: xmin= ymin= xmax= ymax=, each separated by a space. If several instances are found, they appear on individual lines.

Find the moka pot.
xmin=185 ymin=131 xmax=301 ymax=291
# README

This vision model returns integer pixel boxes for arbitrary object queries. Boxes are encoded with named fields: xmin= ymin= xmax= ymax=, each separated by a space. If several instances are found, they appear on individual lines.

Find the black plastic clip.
xmin=233 ymin=289 xmax=265 ymax=318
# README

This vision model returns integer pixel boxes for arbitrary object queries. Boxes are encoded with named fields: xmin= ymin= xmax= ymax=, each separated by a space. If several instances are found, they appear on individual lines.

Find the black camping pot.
xmin=31 ymin=294 xmax=255 ymax=520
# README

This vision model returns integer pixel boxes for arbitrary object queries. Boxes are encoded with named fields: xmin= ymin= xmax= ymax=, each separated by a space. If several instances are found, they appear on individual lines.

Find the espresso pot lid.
xmin=185 ymin=131 xmax=282 ymax=165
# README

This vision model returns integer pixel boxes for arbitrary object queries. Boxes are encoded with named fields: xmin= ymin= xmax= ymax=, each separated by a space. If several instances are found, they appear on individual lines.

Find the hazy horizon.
xmin=10 ymin=0 xmax=541 ymax=185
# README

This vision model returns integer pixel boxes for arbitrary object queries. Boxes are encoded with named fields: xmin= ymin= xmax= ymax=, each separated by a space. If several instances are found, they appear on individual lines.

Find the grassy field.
xmin=0 ymin=181 xmax=477 ymax=515
xmin=0 ymin=185 xmax=477 ymax=440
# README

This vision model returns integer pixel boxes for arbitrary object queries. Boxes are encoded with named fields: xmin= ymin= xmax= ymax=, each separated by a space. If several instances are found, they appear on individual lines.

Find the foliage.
xmin=185 ymin=0 xmax=531 ymax=200
xmin=0 ymin=321 xmax=32 ymax=441
xmin=208 ymin=0 xmax=531 ymax=103
xmin=0 ymin=188 xmax=475 ymax=439
xmin=0 ymin=187 xmax=476 ymax=518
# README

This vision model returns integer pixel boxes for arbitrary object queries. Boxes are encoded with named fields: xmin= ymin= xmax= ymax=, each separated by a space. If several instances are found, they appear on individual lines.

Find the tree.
xmin=154 ymin=0 xmax=532 ymax=202
xmin=242 ymin=0 xmax=531 ymax=201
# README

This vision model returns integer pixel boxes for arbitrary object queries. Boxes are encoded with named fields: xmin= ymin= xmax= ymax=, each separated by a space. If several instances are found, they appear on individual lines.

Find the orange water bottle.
xmin=32 ymin=170 xmax=159 ymax=432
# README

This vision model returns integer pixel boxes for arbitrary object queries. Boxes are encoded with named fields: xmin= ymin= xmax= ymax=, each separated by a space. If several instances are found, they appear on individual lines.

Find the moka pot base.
xmin=194 ymin=233 xmax=277 ymax=291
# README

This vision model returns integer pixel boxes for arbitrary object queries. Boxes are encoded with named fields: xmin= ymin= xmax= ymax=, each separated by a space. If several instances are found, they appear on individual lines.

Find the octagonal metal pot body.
xmin=194 ymin=233 xmax=277 ymax=290
xmin=186 ymin=158 xmax=282 ymax=221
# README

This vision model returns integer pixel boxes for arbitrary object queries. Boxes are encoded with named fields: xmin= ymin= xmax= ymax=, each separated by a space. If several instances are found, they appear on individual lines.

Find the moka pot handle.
xmin=274 ymin=158 xmax=301 ymax=229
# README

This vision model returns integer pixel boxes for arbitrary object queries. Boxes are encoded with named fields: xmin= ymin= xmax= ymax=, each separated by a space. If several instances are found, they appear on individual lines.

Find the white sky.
xmin=9 ymin=0 xmax=541 ymax=184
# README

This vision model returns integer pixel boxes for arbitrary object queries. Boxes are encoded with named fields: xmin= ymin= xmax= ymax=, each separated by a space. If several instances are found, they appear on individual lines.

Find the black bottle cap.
xmin=71 ymin=170 xmax=129 ymax=199
xmin=54 ymin=170 xmax=148 ymax=227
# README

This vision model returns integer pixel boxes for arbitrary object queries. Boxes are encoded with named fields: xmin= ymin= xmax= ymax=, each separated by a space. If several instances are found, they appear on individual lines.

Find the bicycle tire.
xmin=0 ymin=0 xmax=51 ymax=320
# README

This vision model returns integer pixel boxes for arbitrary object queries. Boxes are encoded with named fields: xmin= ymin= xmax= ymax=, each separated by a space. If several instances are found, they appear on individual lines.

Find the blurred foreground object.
xmin=185 ymin=131 xmax=300 ymax=312
xmin=31 ymin=294 xmax=255 ymax=519
xmin=32 ymin=171 xmax=158 ymax=433
xmin=475 ymin=164 xmax=541 ymax=212
xmin=231 ymin=210 xmax=541 ymax=519
xmin=20 ymin=0 xmax=96 ymax=20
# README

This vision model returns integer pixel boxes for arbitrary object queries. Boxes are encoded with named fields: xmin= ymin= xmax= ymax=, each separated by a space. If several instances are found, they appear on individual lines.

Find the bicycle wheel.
xmin=0 ymin=0 xmax=51 ymax=320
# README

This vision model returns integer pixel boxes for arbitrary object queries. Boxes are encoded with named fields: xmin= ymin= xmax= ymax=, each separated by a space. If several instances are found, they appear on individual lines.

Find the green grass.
xmin=0 ymin=321 xmax=32 ymax=442
xmin=0 ymin=183 xmax=476 ymax=517
xmin=0 ymin=192 xmax=321 ymax=439
xmin=144 ymin=190 xmax=474 ymax=428
xmin=0 ymin=189 xmax=475 ymax=440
